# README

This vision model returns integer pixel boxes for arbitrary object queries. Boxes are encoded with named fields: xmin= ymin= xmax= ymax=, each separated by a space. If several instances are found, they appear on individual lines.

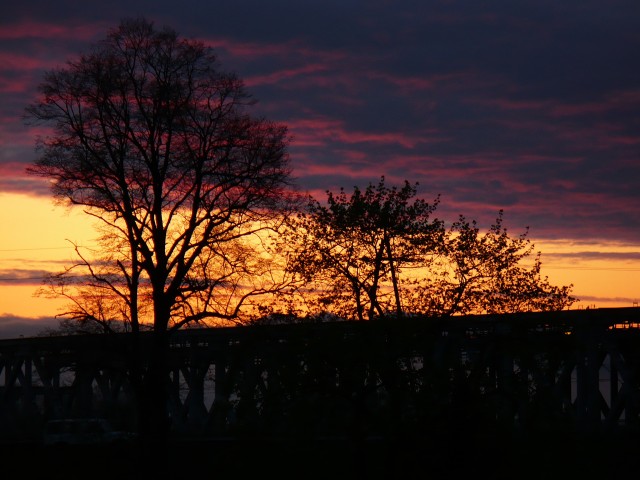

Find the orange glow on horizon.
xmin=533 ymin=239 xmax=640 ymax=309
xmin=1 ymin=192 xmax=638 ymax=324
xmin=0 ymin=192 xmax=97 ymax=319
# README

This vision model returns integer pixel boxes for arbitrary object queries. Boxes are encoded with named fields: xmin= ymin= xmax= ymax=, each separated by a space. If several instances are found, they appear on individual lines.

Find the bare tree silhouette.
xmin=25 ymin=17 xmax=294 ymax=457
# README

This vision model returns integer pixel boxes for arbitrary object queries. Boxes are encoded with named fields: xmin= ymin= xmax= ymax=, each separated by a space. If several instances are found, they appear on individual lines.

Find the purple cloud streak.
xmin=0 ymin=0 xmax=638 ymax=245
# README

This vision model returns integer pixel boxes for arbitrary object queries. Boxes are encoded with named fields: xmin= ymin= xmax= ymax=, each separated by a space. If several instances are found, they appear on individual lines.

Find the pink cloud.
xmin=0 ymin=52 xmax=70 ymax=96
xmin=550 ymin=102 xmax=612 ymax=117
xmin=552 ymin=89 xmax=640 ymax=117
xmin=244 ymin=63 xmax=331 ymax=87
xmin=275 ymin=71 xmax=364 ymax=96
xmin=0 ymin=162 xmax=30 ymax=177
xmin=471 ymin=96 xmax=552 ymax=111
xmin=0 ymin=76 xmax=30 ymax=94
xmin=0 ymin=21 xmax=103 ymax=41
xmin=604 ymin=135 xmax=640 ymax=146
xmin=198 ymin=37 xmax=297 ymax=58
xmin=199 ymin=36 xmax=346 ymax=64
xmin=193 ymin=36 xmax=372 ymax=97
xmin=474 ymin=87 xmax=640 ymax=125
xmin=552 ymin=123 xmax=640 ymax=150
xmin=288 ymin=117 xmax=431 ymax=149
xmin=0 ymin=52 xmax=59 ymax=71
xmin=371 ymin=73 xmax=436 ymax=92
xmin=2 ymin=124 xmax=54 ymax=147
xmin=296 ymin=162 xmax=367 ymax=178
xmin=375 ymin=71 xmax=492 ymax=95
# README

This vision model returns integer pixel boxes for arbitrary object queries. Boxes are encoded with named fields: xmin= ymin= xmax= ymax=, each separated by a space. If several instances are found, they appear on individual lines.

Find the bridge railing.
xmin=1 ymin=307 xmax=639 ymax=442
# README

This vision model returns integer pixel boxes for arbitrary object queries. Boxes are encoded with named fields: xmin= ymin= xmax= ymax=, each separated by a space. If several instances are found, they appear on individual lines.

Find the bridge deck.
xmin=1 ymin=307 xmax=640 ymax=445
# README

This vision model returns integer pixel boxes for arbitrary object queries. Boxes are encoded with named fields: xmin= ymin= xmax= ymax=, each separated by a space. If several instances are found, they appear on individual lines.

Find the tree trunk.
xmin=384 ymin=236 xmax=403 ymax=318
xmin=137 ymin=295 xmax=172 ymax=471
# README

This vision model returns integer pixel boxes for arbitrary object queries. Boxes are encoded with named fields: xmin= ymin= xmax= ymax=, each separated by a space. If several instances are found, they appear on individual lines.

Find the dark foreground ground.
xmin=2 ymin=429 xmax=639 ymax=479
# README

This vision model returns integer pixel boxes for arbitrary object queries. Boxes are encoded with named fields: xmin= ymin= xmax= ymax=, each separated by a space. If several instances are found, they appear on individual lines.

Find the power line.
xmin=2 ymin=246 xmax=639 ymax=273
xmin=543 ymin=266 xmax=640 ymax=272
xmin=0 ymin=247 xmax=72 ymax=252
xmin=0 ymin=276 xmax=49 ymax=281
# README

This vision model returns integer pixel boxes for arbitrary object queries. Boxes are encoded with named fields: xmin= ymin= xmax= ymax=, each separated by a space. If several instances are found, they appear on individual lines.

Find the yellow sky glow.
xmin=533 ymin=239 xmax=639 ymax=309
xmin=0 ymin=192 xmax=97 ymax=318
xmin=1 ymin=193 xmax=638 ymax=322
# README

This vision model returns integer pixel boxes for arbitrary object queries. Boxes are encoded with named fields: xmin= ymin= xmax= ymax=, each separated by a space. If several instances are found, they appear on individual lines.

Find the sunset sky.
xmin=1 ymin=1 xmax=639 ymax=338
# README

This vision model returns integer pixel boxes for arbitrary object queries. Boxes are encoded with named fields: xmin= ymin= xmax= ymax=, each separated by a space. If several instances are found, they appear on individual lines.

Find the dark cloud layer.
xmin=0 ymin=315 xmax=58 ymax=339
xmin=0 ymin=268 xmax=53 ymax=286
xmin=1 ymin=0 xmax=639 ymax=243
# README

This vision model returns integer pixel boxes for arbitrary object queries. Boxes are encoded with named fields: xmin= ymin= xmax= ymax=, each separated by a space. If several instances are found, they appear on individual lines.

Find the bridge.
xmin=1 ymin=307 xmax=640 ymax=444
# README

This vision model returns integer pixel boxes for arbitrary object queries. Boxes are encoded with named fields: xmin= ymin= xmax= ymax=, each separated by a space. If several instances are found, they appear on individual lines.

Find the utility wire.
xmin=0 ymin=247 xmax=71 ymax=252
xmin=543 ymin=266 xmax=640 ymax=272
xmin=0 ymin=246 xmax=95 ymax=252
xmin=0 ymin=275 xmax=59 ymax=282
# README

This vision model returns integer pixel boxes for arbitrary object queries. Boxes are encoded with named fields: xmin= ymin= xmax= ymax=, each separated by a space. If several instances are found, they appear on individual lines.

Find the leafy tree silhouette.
xmin=404 ymin=210 xmax=576 ymax=315
xmin=278 ymin=178 xmax=575 ymax=319
xmin=279 ymin=177 xmax=442 ymax=320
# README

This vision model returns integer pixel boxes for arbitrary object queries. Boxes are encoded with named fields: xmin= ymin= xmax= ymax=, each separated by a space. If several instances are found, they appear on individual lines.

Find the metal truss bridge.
xmin=1 ymin=307 xmax=640 ymax=443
